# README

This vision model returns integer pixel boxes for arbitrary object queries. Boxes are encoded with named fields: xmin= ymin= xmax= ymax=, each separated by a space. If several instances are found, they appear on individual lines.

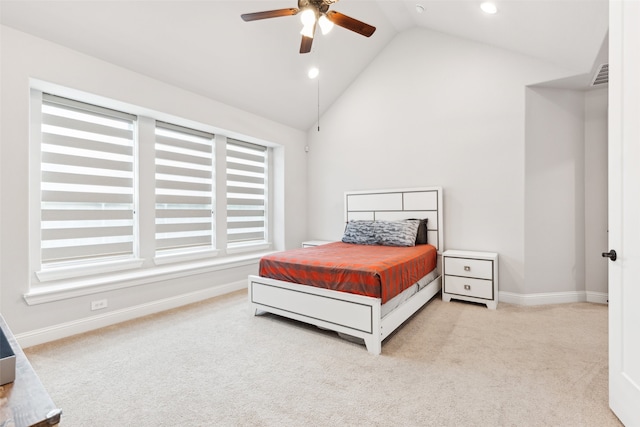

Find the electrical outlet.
xmin=91 ymin=299 xmax=108 ymax=311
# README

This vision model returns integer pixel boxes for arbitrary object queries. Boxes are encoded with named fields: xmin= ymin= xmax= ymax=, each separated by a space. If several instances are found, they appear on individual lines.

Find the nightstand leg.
xmin=486 ymin=301 xmax=497 ymax=310
xmin=442 ymin=293 xmax=452 ymax=303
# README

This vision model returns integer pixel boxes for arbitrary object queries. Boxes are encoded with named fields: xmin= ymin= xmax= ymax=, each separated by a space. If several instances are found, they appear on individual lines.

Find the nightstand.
xmin=442 ymin=250 xmax=499 ymax=309
xmin=301 ymin=240 xmax=333 ymax=248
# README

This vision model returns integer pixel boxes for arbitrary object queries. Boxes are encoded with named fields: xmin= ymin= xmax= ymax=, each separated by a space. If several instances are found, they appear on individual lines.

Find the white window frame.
xmin=154 ymin=121 xmax=219 ymax=264
xmin=30 ymin=90 xmax=144 ymax=283
xmin=225 ymin=139 xmax=271 ymax=254
xmin=27 ymin=86 xmax=274 ymax=296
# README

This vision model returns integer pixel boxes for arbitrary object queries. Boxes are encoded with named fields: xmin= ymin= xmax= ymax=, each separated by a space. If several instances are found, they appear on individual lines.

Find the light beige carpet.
xmin=25 ymin=291 xmax=621 ymax=427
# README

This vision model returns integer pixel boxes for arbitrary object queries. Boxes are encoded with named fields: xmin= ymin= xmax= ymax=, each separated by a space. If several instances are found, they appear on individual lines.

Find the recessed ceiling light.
xmin=480 ymin=2 xmax=498 ymax=14
xmin=416 ymin=4 xmax=425 ymax=14
xmin=308 ymin=67 xmax=319 ymax=79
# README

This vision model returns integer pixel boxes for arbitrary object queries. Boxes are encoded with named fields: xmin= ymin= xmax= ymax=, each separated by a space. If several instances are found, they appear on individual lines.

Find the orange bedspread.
xmin=259 ymin=242 xmax=437 ymax=304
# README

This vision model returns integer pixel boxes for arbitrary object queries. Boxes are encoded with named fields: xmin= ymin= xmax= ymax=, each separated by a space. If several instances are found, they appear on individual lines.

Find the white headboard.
xmin=344 ymin=187 xmax=444 ymax=252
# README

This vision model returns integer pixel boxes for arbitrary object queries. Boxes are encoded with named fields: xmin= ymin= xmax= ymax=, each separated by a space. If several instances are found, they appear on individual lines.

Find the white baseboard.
xmin=586 ymin=291 xmax=609 ymax=304
xmin=16 ymin=280 xmax=246 ymax=348
xmin=499 ymin=290 xmax=609 ymax=306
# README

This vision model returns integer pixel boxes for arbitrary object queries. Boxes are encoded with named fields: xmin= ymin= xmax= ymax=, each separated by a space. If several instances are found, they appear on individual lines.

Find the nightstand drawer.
xmin=444 ymin=275 xmax=493 ymax=300
xmin=444 ymin=257 xmax=493 ymax=280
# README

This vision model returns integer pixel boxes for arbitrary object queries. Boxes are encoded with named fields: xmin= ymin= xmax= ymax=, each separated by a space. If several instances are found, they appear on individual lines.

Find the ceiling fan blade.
xmin=300 ymin=35 xmax=314 ymax=54
xmin=326 ymin=10 xmax=376 ymax=37
xmin=241 ymin=8 xmax=299 ymax=22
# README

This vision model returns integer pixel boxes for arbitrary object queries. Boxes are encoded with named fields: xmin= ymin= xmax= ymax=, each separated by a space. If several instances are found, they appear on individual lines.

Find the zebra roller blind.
xmin=226 ymin=139 xmax=267 ymax=247
xmin=155 ymin=122 xmax=215 ymax=255
xmin=40 ymin=94 xmax=136 ymax=266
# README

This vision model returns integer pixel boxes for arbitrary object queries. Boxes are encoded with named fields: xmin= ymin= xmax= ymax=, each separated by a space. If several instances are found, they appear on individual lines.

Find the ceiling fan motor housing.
xmin=299 ymin=0 xmax=339 ymax=14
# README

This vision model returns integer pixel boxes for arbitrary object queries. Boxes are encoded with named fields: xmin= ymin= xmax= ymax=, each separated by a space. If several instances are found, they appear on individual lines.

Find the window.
xmin=30 ymin=89 xmax=272 ymax=290
xmin=226 ymin=139 xmax=268 ymax=248
xmin=39 ymin=94 xmax=136 ymax=269
xmin=155 ymin=123 xmax=215 ymax=256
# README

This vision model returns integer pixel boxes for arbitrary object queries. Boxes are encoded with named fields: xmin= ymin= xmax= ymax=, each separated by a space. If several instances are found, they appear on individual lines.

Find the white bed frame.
xmin=248 ymin=186 xmax=444 ymax=355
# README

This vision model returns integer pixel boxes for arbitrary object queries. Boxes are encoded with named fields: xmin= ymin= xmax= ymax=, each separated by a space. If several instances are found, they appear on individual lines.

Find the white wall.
xmin=305 ymin=27 xmax=573 ymax=296
xmin=584 ymin=88 xmax=609 ymax=297
xmin=525 ymin=88 xmax=586 ymax=296
xmin=0 ymin=26 xmax=307 ymax=339
xmin=524 ymin=86 xmax=608 ymax=303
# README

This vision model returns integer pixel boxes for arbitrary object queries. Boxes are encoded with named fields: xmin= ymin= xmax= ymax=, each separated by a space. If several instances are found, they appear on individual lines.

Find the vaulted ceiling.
xmin=0 ymin=0 xmax=609 ymax=131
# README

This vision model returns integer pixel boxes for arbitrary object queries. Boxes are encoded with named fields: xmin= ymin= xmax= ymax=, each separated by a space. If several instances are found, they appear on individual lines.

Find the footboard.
xmin=249 ymin=274 xmax=442 ymax=355
xmin=248 ymin=275 xmax=384 ymax=354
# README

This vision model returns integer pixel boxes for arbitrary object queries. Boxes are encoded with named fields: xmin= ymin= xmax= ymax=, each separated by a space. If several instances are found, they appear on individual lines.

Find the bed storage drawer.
xmin=250 ymin=279 xmax=375 ymax=333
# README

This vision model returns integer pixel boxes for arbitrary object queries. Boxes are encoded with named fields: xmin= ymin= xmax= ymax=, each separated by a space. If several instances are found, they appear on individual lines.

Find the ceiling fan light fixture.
xmin=308 ymin=67 xmax=319 ymax=79
xmin=480 ymin=2 xmax=498 ymax=14
xmin=300 ymin=8 xmax=316 ymax=38
xmin=300 ymin=8 xmax=316 ymax=26
xmin=318 ymin=14 xmax=334 ymax=35
xmin=300 ymin=23 xmax=315 ymax=38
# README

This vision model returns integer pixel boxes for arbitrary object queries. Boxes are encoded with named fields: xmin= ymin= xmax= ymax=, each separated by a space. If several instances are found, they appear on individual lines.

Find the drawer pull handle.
xmin=464 ymin=284 xmax=471 ymax=290
xmin=464 ymin=266 xmax=471 ymax=271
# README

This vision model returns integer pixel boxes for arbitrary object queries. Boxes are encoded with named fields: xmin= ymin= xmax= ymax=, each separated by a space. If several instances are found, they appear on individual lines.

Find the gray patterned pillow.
xmin=342 ymin=220 xmax=378 ymax=245
xmin=375 ymin=219 xmax=420 ymax=247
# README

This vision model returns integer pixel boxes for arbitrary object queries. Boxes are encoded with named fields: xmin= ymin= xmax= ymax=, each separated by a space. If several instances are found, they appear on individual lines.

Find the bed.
xmin=248 ymin=187 xmax=444 ymax=355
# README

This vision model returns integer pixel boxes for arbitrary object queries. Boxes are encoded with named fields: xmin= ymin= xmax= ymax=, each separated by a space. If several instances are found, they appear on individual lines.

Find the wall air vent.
xmin=591 ymin=63 xmax=608 ymax=86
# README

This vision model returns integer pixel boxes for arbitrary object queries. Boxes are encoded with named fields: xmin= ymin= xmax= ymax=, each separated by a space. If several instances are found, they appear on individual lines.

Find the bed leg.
xmin=250 ymin=304 xmax=259 ymax=316
xmin=364 ymin=336 xmax=382 ymax=356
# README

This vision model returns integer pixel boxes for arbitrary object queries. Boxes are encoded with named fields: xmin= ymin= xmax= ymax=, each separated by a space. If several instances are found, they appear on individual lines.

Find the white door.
xmin=608 ymin=1 xmax=640 ymax=425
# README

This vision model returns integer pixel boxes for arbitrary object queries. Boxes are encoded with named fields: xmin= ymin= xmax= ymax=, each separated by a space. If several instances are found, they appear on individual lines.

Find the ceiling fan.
xmin=241 ymin=0 xmax=376 ymax=54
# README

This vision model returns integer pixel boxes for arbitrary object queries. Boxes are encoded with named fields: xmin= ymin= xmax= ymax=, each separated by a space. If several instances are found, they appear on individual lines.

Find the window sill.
xmin=24 ymin=250 xmax=275 ymax=306
xmin=154 ymin=249 xmax=220 ymax=266
xmin=35 ymin=258 xmax=145 ymax=283
xmin=226 ymin=242 xmax=271 ymax=255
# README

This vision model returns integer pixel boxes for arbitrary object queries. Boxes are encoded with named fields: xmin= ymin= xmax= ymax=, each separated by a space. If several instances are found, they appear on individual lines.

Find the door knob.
xmin=602 ymin=249 xmax=617 ymax=261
